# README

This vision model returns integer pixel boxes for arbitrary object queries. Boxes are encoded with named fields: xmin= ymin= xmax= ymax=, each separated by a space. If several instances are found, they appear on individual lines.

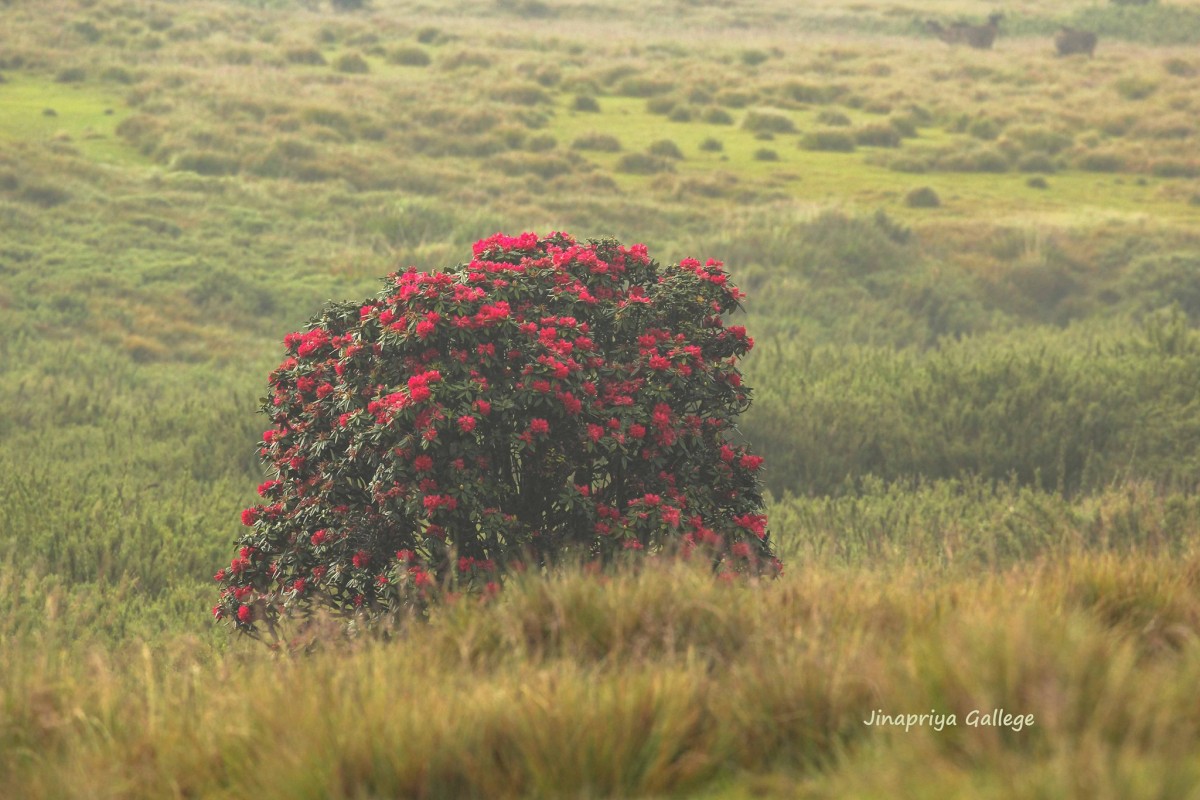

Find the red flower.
xmin=458 ymin=415 xmax=477 ymax=433
xmin=530 ymin=418 xmax=550 ymax=436
xmin=739 ymin=454 xmax=764 ymax=471
xmin=237 ymin=605 xmax=252 ymax=623
xmin=413 ymin=454 xmax=434 ymax=472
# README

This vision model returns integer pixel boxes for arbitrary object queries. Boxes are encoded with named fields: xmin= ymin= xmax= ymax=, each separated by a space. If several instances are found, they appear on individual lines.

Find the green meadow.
xmin=4 ymin=0 xmax=1200 ymax=795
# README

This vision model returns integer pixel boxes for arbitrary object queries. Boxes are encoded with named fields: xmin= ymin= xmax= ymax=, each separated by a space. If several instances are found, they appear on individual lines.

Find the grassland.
xmin=4 ymin=0 xmax=1200 ymax=796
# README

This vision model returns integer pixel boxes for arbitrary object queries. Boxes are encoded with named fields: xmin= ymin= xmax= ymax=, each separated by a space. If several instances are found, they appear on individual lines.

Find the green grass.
xmin=0 ymin=73 xmax=144 ymax=165
xmin=5 ymin=0 xmax=1200 ymax=795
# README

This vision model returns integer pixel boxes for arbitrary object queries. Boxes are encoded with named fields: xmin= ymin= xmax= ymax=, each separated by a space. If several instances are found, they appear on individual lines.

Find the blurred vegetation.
xmin=4 ymin=0 xmax=1200 ymax=795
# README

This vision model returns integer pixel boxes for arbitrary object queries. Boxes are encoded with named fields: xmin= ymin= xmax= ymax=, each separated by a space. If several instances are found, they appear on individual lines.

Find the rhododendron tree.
xmin=214 ymin=232 xmax=778 ymax=637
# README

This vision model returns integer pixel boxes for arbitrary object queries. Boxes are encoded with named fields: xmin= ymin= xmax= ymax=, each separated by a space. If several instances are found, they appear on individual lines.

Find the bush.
xmin=616 ymin=152 xmax=674 ymax=174
xmin=700 ymin=107 xmax=734 ymax=125
xmin=1017 ymin=153 xmax=1057 ymax=173
xmin=572 ymin=94 xmax=600 ymax=113
xmin=800 ymin=130 xmax=856 ymax=153
xmin=715 ymin=89 xmax=753 ymax=108
xmin=753 ymin=148 xmax=779 ymax=162
xmin=854 ymin=124 xmax=901 ymax=148
xmin=286 ymin=47 xmax=326 ymax=66
xmin=1115 ymin=75 xmax=1157 ymax=100
xmin=333 ymin=52 xmax=370 ymax=73
xmin=616 ymin=76 xmax=673 ymax=97
xmin=648 ymin=139 xmax=684 ymax=160
xmin=495 ymin=84 xmax=551 ymax=105
xmin=1077 ymin=151 xmax=1126 ymax=172
xmin=55 ymin=67 xmax=87 ymax=83
xmin=905 ymin=186 xmax=941 ymax=208
xmin=699 ymin=137 xmax=723 ymax=152
xmin=968 ymin=117 xmax=1002 ymax=141
xmin=667 ymin=106 xmax=693 ymax=123
xmin=740 ymin=49 xmax=770 ymax=67
xmin=214 ymin=233 xmax=778 ymax=636
xmin=1150 ymin=160 xmax=1200 ymax=178
xmin=742 ymin=111 xmax=795 ymax=135
xmin=571 ymin=132 xmax=621 ymax=152
xmin=778 ymin=81 xmax=841 ymax=105
xmin=646 ymin=96 xmax=676 ymax=116
xmin=1164 ymin=57 xmax=1196 ymax=77
xmin=816 ymin=110 xmax=851 ymax=127
xmin=388 ymin=46 xmax=432 ymax=67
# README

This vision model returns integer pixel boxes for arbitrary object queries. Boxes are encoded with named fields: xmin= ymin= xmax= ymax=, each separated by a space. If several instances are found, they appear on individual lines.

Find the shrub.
xmin=742 ymin=111 xmax=795 ymax=135
xmin=699 ymin=137 xmax=723 ymax=152
xmin=1115 ymin=75 xmax=1157 ymax=100
xmin=616 ymin=76 xmax=673 ymax=97
xmin=667 ymin=106 xmax=693 ymax=123
xmin=214 ymin=233 xmax=778 ymax=636
xmin=1017 ymin=153 xmax=1057 ymax=173
xmin=778 ymin=81 xmax=840 ymax=105
xmin=968 ymin=117 xmax=1002 ymax=141
xmin=905 ymin=186 xmax=941 ymax=208
xmin=286 ymin=47 xmax=326 ymax=66
xmin=800 ymin=130 xmax=856 ymax=152
xmin=388 ymin=46 xmax=431 ymax=67
xmin=648 ymin=139 xmax=684 ymax=160
xmin=172 ymin=151 xmax=239 ymax=177
xmin=854 ymin=124 xmax=901 ymax=148
xmin=495 ymin=84 xmax=551 ymax=106
xmin=333 ymin=52 xmax=370 ymax=73
xmin=1077 ymin=151 xmax=1126 ymax=172
xmin=816 ymin=110 xmax=851 ymax=127
xmin=571 ymin=133 xmax=621 ymax=152
xmin=572 ymin=94 xmax=600 ymax=113
xmin=700 ymin=107 xmax=733 ymax=125
xmin=938 ymin=146 xmax=1009 ymax=173
xmin=1026 ymin=176 xmax=1049 ymax=189
xmin=646 ymin=96 xmax=676 ymax=116
xmin=715 ymin=89 xmax=753 ymax=108
xmin=525 ymin=134 xmax=556 ymax=152
xmin=17 ymin=184 xmax=71 ymax=208
xmin=1151 ymin=160 xmax=1200 ymax=178
xmin=100 ymin=66 xmax=135 ymax=84
xmin=492 ymin=153 xmax=574 ymax=180
xmin=55 ymin=67 xmax=87 ymax=83
xmin=1164 ymin=57 xmax=1196 ymax=77
xmin=616 ymin=152 xmax=674 ymax=174
xmin=416 ymin=27 xmax=443 ymax=44
xmin=889 ymin=115 xmax=918 ymax=138
xmin=740 ymin=49 xmax=770 ymax=67
xmin=754 ymin=148 xmax=779 ymax=162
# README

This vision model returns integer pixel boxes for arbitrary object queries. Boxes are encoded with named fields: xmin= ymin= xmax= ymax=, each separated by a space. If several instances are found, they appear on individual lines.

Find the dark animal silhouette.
xmin=926 ymin=13 xmax=1004 ymax=50
xmin=1055 ymin=27 xmax=1097 ymax=57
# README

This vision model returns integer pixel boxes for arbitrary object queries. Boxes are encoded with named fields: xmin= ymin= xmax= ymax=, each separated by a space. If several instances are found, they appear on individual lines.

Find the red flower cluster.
xmin=215 ymin=233 xmax=778 ymax=634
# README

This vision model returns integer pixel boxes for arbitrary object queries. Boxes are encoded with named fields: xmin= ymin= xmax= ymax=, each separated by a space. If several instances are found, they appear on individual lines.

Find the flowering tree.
xmin=214 ymin=232 xmax=778 ymax=637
